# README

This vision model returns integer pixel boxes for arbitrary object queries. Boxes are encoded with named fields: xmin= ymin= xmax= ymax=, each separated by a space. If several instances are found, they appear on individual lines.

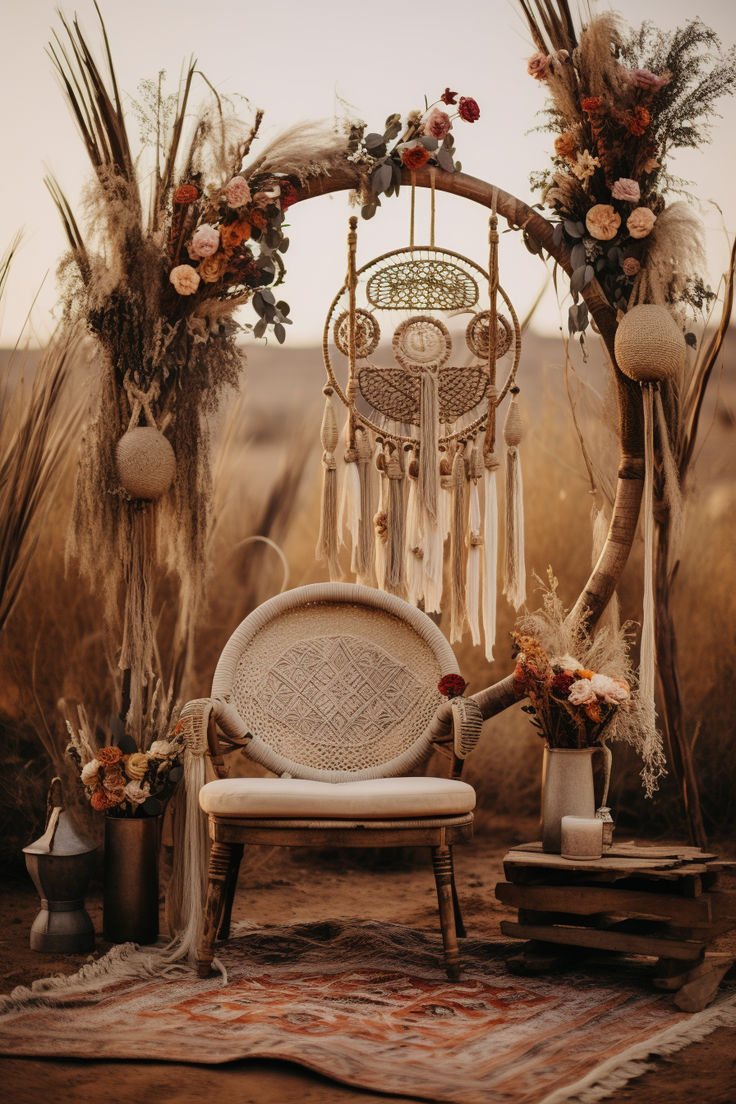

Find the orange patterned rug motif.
xmin=1 ymin=920 xmax=735 ymax=1104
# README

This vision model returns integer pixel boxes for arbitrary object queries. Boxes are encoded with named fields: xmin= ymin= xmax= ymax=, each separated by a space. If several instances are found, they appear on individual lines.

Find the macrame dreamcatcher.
xmin=317 ymin=182 xmax=527 ymax=659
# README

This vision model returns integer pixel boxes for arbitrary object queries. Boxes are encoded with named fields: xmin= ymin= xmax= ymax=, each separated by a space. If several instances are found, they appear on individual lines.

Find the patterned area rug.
xmin=1 ymin=920 xmax=735 ymax=1104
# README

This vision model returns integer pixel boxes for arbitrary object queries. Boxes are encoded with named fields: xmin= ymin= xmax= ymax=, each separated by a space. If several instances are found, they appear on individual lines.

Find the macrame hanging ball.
xmin=614 ymin=305 xmax=686 ymax=383
xmin=116 ymin=427 xmax=176 ymax=500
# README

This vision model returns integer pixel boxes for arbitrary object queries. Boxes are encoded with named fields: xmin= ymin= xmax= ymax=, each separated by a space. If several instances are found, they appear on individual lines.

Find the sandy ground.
xmin=2 ymin=815 xmax=735 ymax=1104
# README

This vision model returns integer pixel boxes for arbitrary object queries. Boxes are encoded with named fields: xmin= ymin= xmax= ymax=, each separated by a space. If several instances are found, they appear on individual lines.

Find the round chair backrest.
xmin=211 ymin=582 xmax=460 ymax=781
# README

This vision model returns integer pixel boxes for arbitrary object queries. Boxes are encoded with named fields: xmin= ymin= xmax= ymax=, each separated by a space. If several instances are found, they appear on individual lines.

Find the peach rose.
xmin=190 ymin=224 xmax=220 ymax=257
xmin=124 ymin=752 xmax=149 ymax=781
xmin=585 ymin=204 xmax=621 ymax=241
xmin=124 ymin=780 xmax=151 ymax=806
xmin=170 ymin=264 xmax=201 ymax=295
xmin=527 ymin=52 xmax=551 ymax=80
xmin=423 ymin=108 xmax=452 ymax=140
xmin=627 ymin=207 xmax=657 ymax=239
xmin=198 ymin=253 xmax=229 ymax=283
xmin=225 ymin=176 xmax=251 ymax=208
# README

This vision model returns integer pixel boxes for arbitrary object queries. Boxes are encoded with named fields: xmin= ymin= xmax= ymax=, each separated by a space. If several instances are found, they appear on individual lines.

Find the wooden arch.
xmin=294 ymin=164 xmax=646 ymax=724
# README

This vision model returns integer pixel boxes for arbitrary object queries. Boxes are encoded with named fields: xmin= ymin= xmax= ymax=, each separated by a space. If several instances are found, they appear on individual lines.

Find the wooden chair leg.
xmin=448 ymin=847 xmax=467 ymax=939
xmin=198 ymin=841 xmax=235 ymax=978
xmin=432 ymin=845 xmax=461 ymax=980
xmin=217 ymin=843 xmax=244 ymax=942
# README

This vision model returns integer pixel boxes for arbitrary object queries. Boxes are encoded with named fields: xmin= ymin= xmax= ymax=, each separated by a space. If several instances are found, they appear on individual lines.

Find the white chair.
xmin=180 ymin=583 xmax=483 ymax=979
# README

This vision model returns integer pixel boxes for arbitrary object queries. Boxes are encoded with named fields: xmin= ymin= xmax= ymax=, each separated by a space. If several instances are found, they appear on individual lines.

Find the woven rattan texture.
xmin=465 ymin=311 xmax=513 ymax=361
xmin=366 ymin=257 xmax=478 ymax=311
xmin=358 ymin=367 xmax=488 ymax=426
xmin=333 ymin=309 xmax=381 ymax=359
xmin=614 ymin=304 xmax=686 ymax=382
xmin=231 ymin=605 xmax=443 ymax=773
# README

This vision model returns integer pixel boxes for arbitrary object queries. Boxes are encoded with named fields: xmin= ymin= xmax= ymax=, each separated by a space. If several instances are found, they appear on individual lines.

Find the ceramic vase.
xmin=541 ymin=745 xmax=611 ymax=854
xmin=103 ymin=814 xmax=161 ymax=943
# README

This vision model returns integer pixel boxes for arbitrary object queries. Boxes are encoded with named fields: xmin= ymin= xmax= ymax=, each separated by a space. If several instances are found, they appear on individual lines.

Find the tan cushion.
xmin=199 ymin=776 xmax=476 ymax=819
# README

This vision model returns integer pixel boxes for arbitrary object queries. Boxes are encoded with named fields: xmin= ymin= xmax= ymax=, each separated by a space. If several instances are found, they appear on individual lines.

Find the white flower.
xmin=190 ymin=224 xmax=220 ymax=258
xmin=149 ymin=739 xmax=178 ymax=759
xmin=552 ymin=654 xmax=582 ymax=671
xmin=124 ymin=780 xmax=151 ymax=806
xmin=568 ymin=678 xmax=597 ymax=705
xmin=590 ymin=673 xmax=629 ymax=704
xmin=570 ymin=150 xmax=601 ymax=182
xmin=81 ymin=758 xmax=100 ymax=784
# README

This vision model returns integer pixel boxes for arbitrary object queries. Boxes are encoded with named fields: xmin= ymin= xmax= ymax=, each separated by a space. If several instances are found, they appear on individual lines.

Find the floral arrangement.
xmin=520 ymin=2 xmax=736 ymax=338
xmin=66 ymin=712 xmax=185 ymax=818
xmin=512 ymin=632 xmax=629 ymax=749
xmin=346 ymin=89 xmax=481 ymax=219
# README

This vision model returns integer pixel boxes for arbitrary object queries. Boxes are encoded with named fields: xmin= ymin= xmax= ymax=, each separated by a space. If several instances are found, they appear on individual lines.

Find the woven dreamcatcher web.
xmin=316 ymin=202 xmax=526 ymax=660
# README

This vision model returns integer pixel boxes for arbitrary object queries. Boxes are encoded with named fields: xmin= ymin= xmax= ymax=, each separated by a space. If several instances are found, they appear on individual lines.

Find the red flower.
xmin=401 ymin=145 xmax=431 ymax=170
xmin=173 ymin=184 xmax=199 ymax=205
xmin=551 ymin=672 xmax=575 ymax=697
xmin=279 ymin=180 xmax=299 ymax=210
xmin=441 ymin=88 xmax=458 ymax=106
xmin=438 ymin=674 xmax=467 ymax=698
xmin=457 ymin=96 xmax=480 ymax=123
xmin=580 ymin=96 xmax=603 ymax=114
xmin=626 ymin=106 xmax=650 ymax=136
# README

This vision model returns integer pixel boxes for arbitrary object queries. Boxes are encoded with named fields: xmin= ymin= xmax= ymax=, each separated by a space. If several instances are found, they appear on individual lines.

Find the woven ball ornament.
xmin=116 ymin=427 xmax=176 ymax=500
xmin=614 ymin=305 xmax=686 ymax=383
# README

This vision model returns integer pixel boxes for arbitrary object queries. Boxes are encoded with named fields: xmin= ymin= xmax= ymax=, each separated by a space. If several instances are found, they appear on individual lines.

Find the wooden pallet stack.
xmin=496 ymin=842 xmax=736 ymax=1010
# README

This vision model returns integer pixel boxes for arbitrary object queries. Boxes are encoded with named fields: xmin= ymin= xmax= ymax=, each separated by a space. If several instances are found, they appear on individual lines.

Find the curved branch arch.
xmin=294 ymin=165 xmax=646 ymax=722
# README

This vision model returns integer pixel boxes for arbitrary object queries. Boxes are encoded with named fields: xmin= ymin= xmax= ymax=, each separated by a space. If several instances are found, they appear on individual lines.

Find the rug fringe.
xmin=538 ymin=991 xmax=736 ymax=1104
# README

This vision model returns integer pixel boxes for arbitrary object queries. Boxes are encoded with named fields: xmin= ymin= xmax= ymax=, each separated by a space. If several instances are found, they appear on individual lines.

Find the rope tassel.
xmin=466 ymin=444 xmax=483 ymax=648
xmin=385 ymin=445 xmax=406 ymax=595
xmin=355 ymin=427 xmax=376 ymax=584
xmin=502 ymin=388 xmax=526 ymax=610
xmin=418 ymin=372 xmax=440 ymax=524
xmin=640 ymin=383 xmax=658 ymax=750
xmin=482 ymin=454 xmax=499 ymax=661
xmin=316 ymin=388 xmax=341 ymax=580
xmin=449 ymin=444 xmax=467 ymax=643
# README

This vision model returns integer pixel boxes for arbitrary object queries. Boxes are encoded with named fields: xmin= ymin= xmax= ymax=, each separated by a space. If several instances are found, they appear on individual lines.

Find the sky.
xmin=2 ymin=0 xmax=736 ymax=347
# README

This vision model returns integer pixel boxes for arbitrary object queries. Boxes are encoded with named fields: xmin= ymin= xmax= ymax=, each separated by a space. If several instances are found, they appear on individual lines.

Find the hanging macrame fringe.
xmin=640 ymin=384 xmax=657 ymax=747
xmin=385 ymin=446 xmax=405 ymax=593
xmin=374 ymin=454 xmax=387 ymax=590
xmin=338 ymin=425 xmax=361 ymax=569
xmin=466 ymin=452 xmax=482 ymax=647
xmin=449 ymin=445 xmax=467 ymax=643
xmin=355 ymin=426 xmax=376 ymax=584
xmin=418 ymin=372 xmax=439 ymax=524
xmin=482 ymin=461 xmax=499 ymax=661
xmin=316 ymin=389 xmax=341 ymax=580
xmin=502 ymin=393 xmax=526 ymax=610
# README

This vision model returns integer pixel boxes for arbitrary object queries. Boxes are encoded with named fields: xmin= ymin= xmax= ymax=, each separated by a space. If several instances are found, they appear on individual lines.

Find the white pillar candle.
xmin=560 ymin=815 xmax=603 ymax=860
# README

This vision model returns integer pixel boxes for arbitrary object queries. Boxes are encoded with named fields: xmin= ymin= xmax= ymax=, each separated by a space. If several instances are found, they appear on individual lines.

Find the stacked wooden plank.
xmin=496 ymin=842 xmax=736 ymax=1010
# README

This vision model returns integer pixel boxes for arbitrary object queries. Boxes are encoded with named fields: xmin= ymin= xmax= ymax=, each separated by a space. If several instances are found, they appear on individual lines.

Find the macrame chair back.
xmin=211 ymin=582 xmax=460 ymax=781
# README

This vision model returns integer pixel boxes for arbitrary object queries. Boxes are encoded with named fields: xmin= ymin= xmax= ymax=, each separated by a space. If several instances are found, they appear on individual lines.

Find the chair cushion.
xmin=199 ymin=776 xmax=476 ymax=819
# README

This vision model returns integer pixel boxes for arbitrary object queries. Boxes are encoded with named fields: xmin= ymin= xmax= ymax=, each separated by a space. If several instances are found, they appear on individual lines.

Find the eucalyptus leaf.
xmin=685 ymin=331 xmax=697 ymax=347
xmin=564 ymin=219 xmax=583 ymax=239
xmin=570 ymin=242 xmax=586 ymax=270
xmin=552 ymin=222 xmax=564 ymax=248
xmin=437 ymin=148 xmax=454 ymax=173
xmin=168 ymin=765 xmax=183 ymax=784
xmin=260 ymin=287 xmax=276 ymax=305
xmin=583 ymin=264 xmax=594 ymax=288
xmin=570 ymin=265 xmax=589 ymax=294
xmin=362 ymin=204 xmax=376 ymax=220
xmin=142 ymin=797 xmax=163 ymax=816
xmin=372 ymin=162 xmax=393 ymax=194
xmin=276 ymin=301 xmax=290 ymax=315
xmin=252 ymin=294 xmax=266 ymax=318
xmin=253 ymin=317 xmax=267 ymax=338
xmin=278 ymin=237 xmax=290 ymax=253
xmin=274 ymin=322 xmax=286 ymax=344
xmin=419 ymin=135 xmax=438 ymax=151
xmin=364 ymin=132 xmax=385 ymax=150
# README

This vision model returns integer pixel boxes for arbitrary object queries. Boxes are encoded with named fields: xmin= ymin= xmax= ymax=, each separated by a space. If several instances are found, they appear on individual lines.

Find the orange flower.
xmin=198 ymin=252 xmax=229 ymax=283
xmin=575 ymin=668 xmax=596 ymax=680
xmin=401 ymin=145 xmax=431 ymax=170
xmin=626 ymin=106 xmax=650 ymax=136
xmin=90 ymin=787 xmax=120 ymax=811
xmin=554 ymin=132 xmax=577 ymax=159
xmin=249 ymin=209 xmax=268 ymax=231
xmin=173 ymin=184 xmax=199 ymax=205
xmin=220 ymin=220 xmax=252 ymax=253
xmin=97 ymin=745 xmax=123 ymax=767
xmin=584 ymin=700 xmax=603 ymax=723
xmin=581 ymin=97 xmax=603 ymax=114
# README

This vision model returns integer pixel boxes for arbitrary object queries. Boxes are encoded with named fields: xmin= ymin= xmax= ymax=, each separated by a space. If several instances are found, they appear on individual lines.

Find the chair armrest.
xmin=178 ymin=697 xmax=251 ymax=780
xmin=450 ymin=697 xmax=484 ymax=761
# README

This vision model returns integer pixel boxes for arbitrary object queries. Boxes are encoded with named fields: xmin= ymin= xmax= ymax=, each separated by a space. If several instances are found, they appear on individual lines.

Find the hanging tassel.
xmin=438 ymin=448 xmax=452 ymax=541
xmin=316 ymin=387 xmax=341 ymax=580
xmin=449 ymin=443 xmax=468 ymax=643
xmin=482 ymin=453 xmax=499 ymax=661
xmin=338 ymin=421 xmax=360 ymax=569
xmin=418 ymin=371 xmax=440 ymax=524
xmin=466 ymin=444 xmax=483 ymax=647
xmin=385 ymin=443 xmax=406 ymax=595
xmin=502 ymin=388 xmax=526 ymax=610
xmin=405 ymin=452 xmax=424 ymax=605
xmin=374 ymin=445 xmax=388 ymax=590
xmin=640 ymin=383 xmax=658 ymax=753
xmin=119 ymin=503 xmax=155 ymax=739
xmin=355 ymin=426 xmax=376 ymax=584
xmin=654 ymin=389 xmax=684 ymax=572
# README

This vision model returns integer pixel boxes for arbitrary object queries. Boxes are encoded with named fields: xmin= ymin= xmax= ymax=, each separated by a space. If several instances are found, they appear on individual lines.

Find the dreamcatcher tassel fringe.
xmin=385 ymin=449 xmax=406 ymax=594
xmin=405 ymin=475 xmax=424 ymax=606
xmin=502 ymin=395 xmax=526 ymax=610
xmin=449 ymin=446 xmax=467 ymax=644
xmin=482 ymin=464 xmax=499 ymax=661
xmin=654 ymin=390 xmax=684 ymax=572
xmin=419 ymin=373 xmax=440 ymax=524
xmin=338 ymin=428 xmax=361 ymax=568
xmin=355 ymin=427 xmax=376 ymax=583
xmin=422 ymin=517 xmax=443 ymax=613
xmin=119 ymin=505 xmax=155 ymax=737
xmin=316 ymin=391 xmax=341 ymax=580
xmin=374 ymin=463 xmax=387 ymax=591
xmin=640 ymin=385 xmax=658 ymax=747
xmin=466 ymin=468 xmax=482 ymax=647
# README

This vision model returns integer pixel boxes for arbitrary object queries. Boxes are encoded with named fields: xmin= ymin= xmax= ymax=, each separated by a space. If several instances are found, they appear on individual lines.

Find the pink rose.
xmin=611 ymin=178 xmax=640 ymax=203
xmin=225 ymin=176 xmax=252 ymax=208
xmin=624 ymin=68 xmax=669 ymax=91
xmin=190 ymin=224 xmax=220 ymax=257
xmin=568 ymin=678 xmax=597 ymax=705
xmin=169 ymin=264 xmax=201 ymax=295
xmin=585 ymin=204 xmax=621 ymax=241
xmin=527 ymin=52 xmax=552 ymax=80
xmin=424 ymin=107 xmax=452 ymax=140
xmin=626 ymin=206 xmax=657 ymax=239
xmin=123 ymin=780 xmax=151 ymax=806
xmin=622 ymin=257 xmax=641 ymax=277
